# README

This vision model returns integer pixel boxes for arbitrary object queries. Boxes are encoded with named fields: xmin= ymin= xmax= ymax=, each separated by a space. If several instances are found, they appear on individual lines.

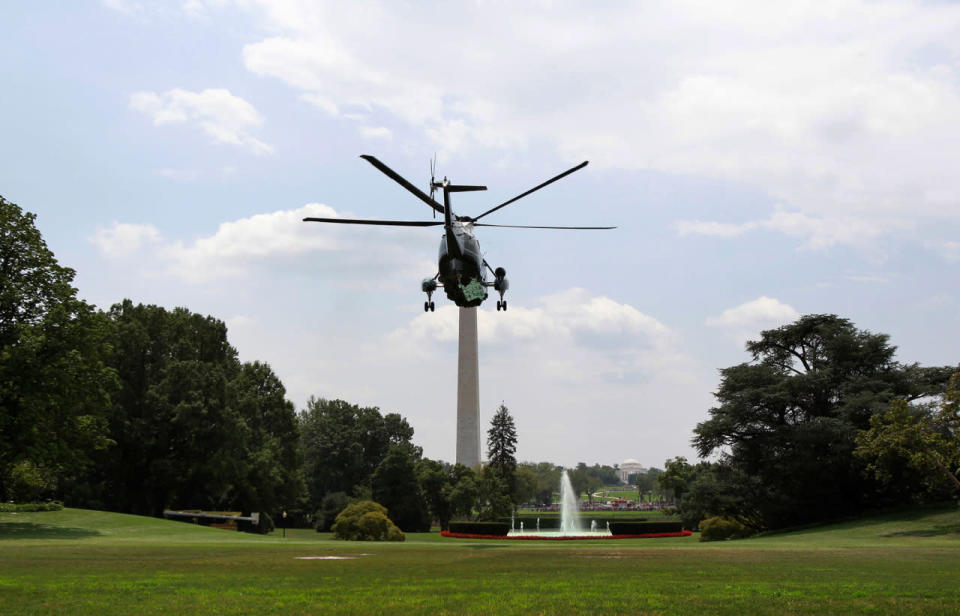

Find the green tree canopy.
xmin=83 ymin=300 xmax=301 ymax=516
xmin=691 ymin=314 xmax=954 ymax=528
xmin=855 ymin=370 xmax=960 ymax=497
xmin=299 ymin=397 xmax=419 ymax=513
xmin=657 ymin=457 xmax=694 ymax=502
xmin=0 ymin=196 xmax=116 ymax=500
xmin=371 ymin=446 xmax=430 ymax=532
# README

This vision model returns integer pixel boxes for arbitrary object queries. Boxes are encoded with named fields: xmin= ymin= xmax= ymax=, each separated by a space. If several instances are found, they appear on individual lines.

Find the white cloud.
xmin=390 ymin=288 xmax=690 ymax=383
xmin=678 ymin=209 xmax=914 ymax=252
xmin=707 ymin=296 xmax=800 ymax=345
xmin=89 ymin=222 xmax=162 ymax=258
xmin=91 ymin=203 xmax=436 ymax=285
xmin=130 ymin=88 xmax=274 ymax=154
xmin=224 ymin=0 xmax=960 ymax=236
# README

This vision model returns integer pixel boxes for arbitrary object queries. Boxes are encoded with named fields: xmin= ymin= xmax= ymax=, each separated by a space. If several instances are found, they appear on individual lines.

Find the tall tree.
xmin=657 ymin=457 xmax=694 ymax=502
xmin=486 ymin=403 xmax=518 ymax=499
xmin=0 ymin=196 xmax=115 ymax=500
xmin=83 ymin=301 xmax=302 ymax=516
xmin=371 ymin=446 xmax=430 ymax=532
xmin=692 ymin=314 xmax=953 ymax=528
xmin=299 ymin=397 xmax=419 ymax=513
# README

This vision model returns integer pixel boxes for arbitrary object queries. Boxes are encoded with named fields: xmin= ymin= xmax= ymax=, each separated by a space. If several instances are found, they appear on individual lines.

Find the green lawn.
xmin=2 ymin=505 xmax=959 ymax=614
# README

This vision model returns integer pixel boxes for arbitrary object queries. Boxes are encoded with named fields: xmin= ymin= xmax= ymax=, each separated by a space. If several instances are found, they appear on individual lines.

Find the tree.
xmin=447 ymin=464 xmax=479 ymax=520
xmin=476 ymin=464 xmax=513 ymax=520
xmin=225 ymin=361 xmax=304 ymax=513
xmin=513 ymin=466 xmax=538 ymax=505
xmin=522 ymin=461 xmax=562 ymax=505
xmin=855 ymin=371 xmax=960 ymax=496
xmin=657 ymin=457 xmax=694 ymax=502
xmin=693 ymin=314 xmax=954 ymax=529
xmin=486 ymin=403 xmax=518 ymax=500
xmin=416 ymin=459 xmax=478 ymax=530
xmin=0 ymin=196 xmax=116 ymax=500
xmin=371 ymin=446 xmax=430 ymax=532
xmin=77 ymin=301 xmax=302 ymax=517
xmin=299 ymin=397 xmax=419 ymax=513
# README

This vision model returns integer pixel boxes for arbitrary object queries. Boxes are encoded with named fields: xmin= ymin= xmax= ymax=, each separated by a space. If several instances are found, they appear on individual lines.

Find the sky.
xmin=2 ymin=1 xmax=958 ymax=469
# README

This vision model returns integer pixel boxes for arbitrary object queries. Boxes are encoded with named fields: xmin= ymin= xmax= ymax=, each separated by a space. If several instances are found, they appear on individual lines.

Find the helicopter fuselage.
xmin=438 ymin=221 xmax=487 ymax=307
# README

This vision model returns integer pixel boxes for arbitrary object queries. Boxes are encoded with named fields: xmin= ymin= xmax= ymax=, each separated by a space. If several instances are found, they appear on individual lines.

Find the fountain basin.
xmin=441 ymin=529 xmax=693 ymax=540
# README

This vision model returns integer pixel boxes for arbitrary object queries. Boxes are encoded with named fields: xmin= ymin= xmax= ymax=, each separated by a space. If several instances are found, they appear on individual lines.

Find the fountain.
xmin=507 ymin=470 xmax=611 ymax=538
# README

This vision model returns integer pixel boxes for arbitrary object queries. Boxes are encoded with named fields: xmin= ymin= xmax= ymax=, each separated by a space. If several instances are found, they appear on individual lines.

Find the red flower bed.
xmin=440 ymin=530 xmax=693 ymax=540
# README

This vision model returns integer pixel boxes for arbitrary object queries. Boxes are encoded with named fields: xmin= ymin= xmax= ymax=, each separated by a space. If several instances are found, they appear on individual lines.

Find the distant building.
xmin=619 ymin=458 xmax=646 ymax=483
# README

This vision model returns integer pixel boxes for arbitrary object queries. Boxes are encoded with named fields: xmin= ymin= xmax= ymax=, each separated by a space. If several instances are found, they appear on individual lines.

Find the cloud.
xmin=89 ymin=222 xmax=162 ymax=258
xmin=389 ymin=288 xmax=691 ymax=384
xmin=221 ymin=0 xmax=960 ymax=241
xmin=130 ymin=88 xmax=274 ymax=154
xmin=678 ymin=209 xmax=914 ymax=252
xmin=91 ymin=203 xmax=436 ymax=285
xmin=707 ymin=296 xmax=800 ymax=344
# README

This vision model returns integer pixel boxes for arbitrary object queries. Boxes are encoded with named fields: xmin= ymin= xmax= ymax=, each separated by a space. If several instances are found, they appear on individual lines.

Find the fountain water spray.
xmin=559 ymin=470 xmax=581 ymax=533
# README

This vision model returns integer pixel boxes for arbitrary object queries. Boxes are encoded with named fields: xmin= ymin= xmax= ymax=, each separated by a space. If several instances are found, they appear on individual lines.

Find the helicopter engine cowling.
xmin=493 ymin=268 xmax=509 ymax=293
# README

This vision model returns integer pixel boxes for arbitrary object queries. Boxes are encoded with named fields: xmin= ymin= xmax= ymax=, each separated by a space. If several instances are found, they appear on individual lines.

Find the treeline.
xmin=0 ymin=196 xmax=573 ymax=531
xmin=665 ymin=315 xmax=959 ymax=531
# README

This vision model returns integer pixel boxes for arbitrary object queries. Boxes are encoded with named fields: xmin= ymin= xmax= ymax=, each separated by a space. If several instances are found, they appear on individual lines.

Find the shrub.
xmin=698 ymin=516 xmax=753 ymax=542
xmin=447 ymin=521 xmax=510 ymax=536
xmin=0 ymin=501 xmax=64 ymax=512
xmin=332 ymin=501 xmax=405 ymax=541
xmin=5 ymin=460 xmax=55 ymax=503
xmin=609 ymin=521 xmax=683 ymax=535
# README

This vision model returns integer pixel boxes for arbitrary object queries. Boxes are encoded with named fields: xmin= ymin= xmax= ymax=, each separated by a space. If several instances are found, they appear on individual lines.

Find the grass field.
xmin=2 ymin=504 xmax=959 ymax=614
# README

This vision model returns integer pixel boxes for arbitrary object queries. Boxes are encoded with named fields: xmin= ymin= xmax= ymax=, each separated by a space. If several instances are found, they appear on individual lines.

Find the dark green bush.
xmin=448 ymin=521 xmax=510 ymax=536
xmin=0 ymin=501 xmax=64 ymax=512
xmin=699 ymin=516 xmax=753 ymax=542
xmin=332 ymin=501 xmax=404 ymax=541
xmin=608 ymin=521 xmax=683 ymax=535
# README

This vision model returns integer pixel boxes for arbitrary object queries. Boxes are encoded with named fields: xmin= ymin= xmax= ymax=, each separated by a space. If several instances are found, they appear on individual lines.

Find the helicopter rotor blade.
xmin=473 ymin=223 xmax=615 ymax=230
xmin=303 ymin=217 xmax=443 ymax=227
xmin=471 ymin=160 xmax=589 ymax=222
xmin=360 ymin=155 xmax=445 ymax=215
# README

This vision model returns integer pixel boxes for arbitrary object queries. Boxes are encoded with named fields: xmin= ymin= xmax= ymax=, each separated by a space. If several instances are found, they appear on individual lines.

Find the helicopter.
xmin=303 ymin=155 xmax=615 ymax=312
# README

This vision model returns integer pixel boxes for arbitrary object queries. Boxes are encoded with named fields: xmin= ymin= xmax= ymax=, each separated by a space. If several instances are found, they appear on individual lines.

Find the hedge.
xmin=448 ymin=521 xmax=510 ymax=536
xmin=608 ymin=521 xmax=683 ymax=535
xmin=0 ymin=502 xmax=64 ymax=512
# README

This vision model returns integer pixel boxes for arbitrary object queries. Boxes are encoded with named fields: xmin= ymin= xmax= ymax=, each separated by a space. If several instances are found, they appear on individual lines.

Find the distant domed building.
xmin=619 ymin=458 xmax=646 ymax=483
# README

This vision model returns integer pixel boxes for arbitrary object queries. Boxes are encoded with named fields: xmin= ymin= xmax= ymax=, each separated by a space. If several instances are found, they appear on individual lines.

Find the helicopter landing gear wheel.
xmin=429 ymin=301 xmax=435 ymax=312
xmin=502 ymin=300 xmax=507 ymax=311
xmin=496 ymin=300 xmax=501 ymax=311
xmin=424 ymin=301 xmax=429 ymax=312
